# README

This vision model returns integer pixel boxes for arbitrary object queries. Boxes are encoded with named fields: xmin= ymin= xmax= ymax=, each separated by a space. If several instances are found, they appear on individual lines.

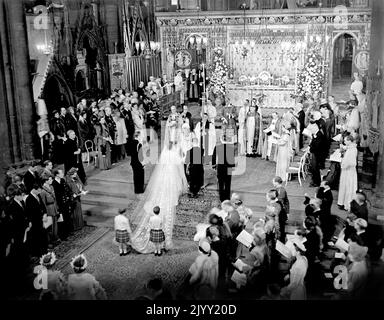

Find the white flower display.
xmin=208 ymin=47 xmax=229 ymax=97
xmin=297 ymin=47 xmax=325 ymax=98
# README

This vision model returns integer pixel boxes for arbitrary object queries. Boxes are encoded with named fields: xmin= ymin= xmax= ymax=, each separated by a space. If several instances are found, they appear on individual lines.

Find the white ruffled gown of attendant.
xmin=130 ymin=125 xmax=188 ymax=253
xmin=337 ymin=143 xmax=358 ymax=211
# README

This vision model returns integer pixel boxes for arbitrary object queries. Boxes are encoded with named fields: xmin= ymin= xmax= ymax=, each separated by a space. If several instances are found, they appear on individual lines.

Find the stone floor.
xmin=330 ymin=78 xmax=352 ymax=102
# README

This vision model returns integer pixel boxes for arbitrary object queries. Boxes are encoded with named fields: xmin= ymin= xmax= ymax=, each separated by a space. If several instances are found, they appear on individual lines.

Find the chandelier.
xmin=281 ymin=40 xmax=306 ymax=61
xmin=280 ymin=9 xmax=306 ymax=62
xmin=135 ymin=40 xmax=161 ymax=58
xmin=234 ymin=2 xmax=249 ymax=59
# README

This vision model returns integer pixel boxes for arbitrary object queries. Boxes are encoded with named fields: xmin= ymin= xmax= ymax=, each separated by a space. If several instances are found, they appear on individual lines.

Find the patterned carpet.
xmin=55 ymin=226 xmax=110 ymax=270
xmin=64 ymin=231 xmax=198 ymax=300
xmin=174 ymin=189 xmax=221 ymax=240
xmin=11 ymin=225 xmax=109 ymax=300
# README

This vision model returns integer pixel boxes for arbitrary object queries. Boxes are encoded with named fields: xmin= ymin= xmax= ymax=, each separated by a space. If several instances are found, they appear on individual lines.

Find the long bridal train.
xmin=130 ymin=118 xmax=188 ymax=253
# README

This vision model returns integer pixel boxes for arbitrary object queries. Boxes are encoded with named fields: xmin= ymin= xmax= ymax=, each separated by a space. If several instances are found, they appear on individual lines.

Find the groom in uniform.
xmin=185 ymin=138 xmax=204 ymax=198
xmin=131 ymin=132 xmax=145 ymax=194
xmin=212 ymin=133 xmax=236 ymax=202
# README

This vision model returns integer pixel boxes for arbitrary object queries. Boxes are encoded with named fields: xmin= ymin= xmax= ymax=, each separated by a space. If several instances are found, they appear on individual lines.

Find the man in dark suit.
xmin=212 ymin=133 xmax=236 ymax=202
xmin=185 ymin=138 xmax=204 ymax=198
xmin=104 ymin=106 xmax=117 ymax=164
xmin=121 ymin=103 xmax=135 ymax=156
xmin=64 ymin=130 xmax=86 ymax=184
xmin=23 ymin=161 xmax=38 ymax=194
xmin=51 ymin=110 xmax=67 ymax=165
xmin=316 ymin=180 xmax=335 ymax=245
xmin=306 ymin=198 xmax=323 ymax=221
xmin=52 ymin=168 xmax=72 ymax=239
xmin=273 ymin=176 xmax=290 ymax=216
xmin=136 ymin=81 xmax=146 ymax=100
xmin=317 ymin=180 xmax=333 ymax=216
xmin=131 ymin=132 xmax=145 ymax=194
xmin=309 ymin=122 xmax=327 ymax=187
xmin=6 ymin=189 xmax=30 ymax=264
xmin=25 ymin=183 xmax=48 ymax=257
xmin=65 ymin=106 xmax=79 ymax=137
xmin=294 ymin=103 xmax=306 ymax=150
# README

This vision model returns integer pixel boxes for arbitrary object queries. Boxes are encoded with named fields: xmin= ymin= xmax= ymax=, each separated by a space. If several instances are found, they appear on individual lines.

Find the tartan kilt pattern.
xmin=115 ymin=230 xmax=130 ymax=244
xmin=149 ymin=229 xmax=165 ymax=243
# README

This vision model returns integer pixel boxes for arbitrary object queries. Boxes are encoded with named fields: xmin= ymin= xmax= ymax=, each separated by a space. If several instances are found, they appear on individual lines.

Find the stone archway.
xmin=184 ymin=33 xmax=207 ymax=68
xmin=329 ymin=31 xmax=359 ymax=99
xmin=75 ymin=28 xmax=107 ymax=95
xmin=43 ymin=74 xmax=72 ymax=114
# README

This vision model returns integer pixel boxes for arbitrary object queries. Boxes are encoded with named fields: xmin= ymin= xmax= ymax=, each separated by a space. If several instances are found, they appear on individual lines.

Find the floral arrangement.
xmin=70 ymin=254 xmax=88 ymax=271
xmin=296 ymin=47 xmax=325 ymax=98
xmin=168 ymin=114 xmax=178 ymax=128
xmin=208 ymin=47 xmax=229 ymax=97
xmin=40 ymin=252 xmax=57 ymax=267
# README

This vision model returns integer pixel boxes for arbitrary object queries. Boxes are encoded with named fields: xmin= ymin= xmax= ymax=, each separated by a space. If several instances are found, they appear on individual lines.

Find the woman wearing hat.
xmin=281 ymin=240 xmax=308 ymax=300
xmin=275 ymin=122 xmax=293 ymax=182
xmin=188 ymin=240 xmax=219 ymax=300
xmin=206 ymin=225 xmax=228 ymax=284
xmin=38 ymin=252 xmax=67 ymax=300
xmin=67 ymin=254 xmax=107 ymax=300
xmin=345 ymin=100 xmax=360 ymax=134
xmin=234 ymin=227 xmax=270 ymax=297
xmin=335 ymin=242 xmax=368 ymax=300
xmin=40 ymin=173 xmax=60 ymax=245
xmin=94 ymin=112 xmax=112 ymax=170
xmin=50 ymin=110 xmax=67 ymax=165
xmin=231 ymin=193 xmax=253 ymax=228
xmin=65 ymin=168 xmax=86 ymax=231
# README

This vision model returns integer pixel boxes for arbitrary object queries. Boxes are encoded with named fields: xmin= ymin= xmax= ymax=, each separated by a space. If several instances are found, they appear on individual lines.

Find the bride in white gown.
xmin=130 ymin=108 xmax=188 ymax=253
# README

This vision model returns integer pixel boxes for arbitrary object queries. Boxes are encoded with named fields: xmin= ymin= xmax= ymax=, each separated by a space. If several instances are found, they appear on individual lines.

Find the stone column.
xmin=0 ymin=0 xmax=22 ymax=165
xmin=0 ymin=0 xmax=38 ymax=184
xmin=367 ymin=0 xmax=384 ymax=221
xmin=7 ymin=0 xmax=37 ymax=161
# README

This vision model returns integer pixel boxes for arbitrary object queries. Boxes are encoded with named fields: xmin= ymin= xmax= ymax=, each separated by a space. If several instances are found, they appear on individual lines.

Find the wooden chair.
xmin=286 ymin=147 xmax=310 ymax=186
xmin=84 ymin=140 xmax=97 ymax=167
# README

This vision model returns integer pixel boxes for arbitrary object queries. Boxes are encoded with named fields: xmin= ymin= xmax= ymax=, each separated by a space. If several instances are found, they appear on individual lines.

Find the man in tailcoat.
xmin=25 ymin=184 xmax=48 ymax=257
xmin=185 ymin=138 xmax=204 ymax=198
xmin=131 ymin=132 xmax=145 ymax=194
xmin=212 ymin=133 xmax=236 ymax=202
xmin=309 ymin=122 xmax=327 ymax=187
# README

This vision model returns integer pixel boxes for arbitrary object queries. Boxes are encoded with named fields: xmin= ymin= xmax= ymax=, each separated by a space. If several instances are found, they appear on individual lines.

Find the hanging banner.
xmin=108 ymin=54 xmax=127 ymax=91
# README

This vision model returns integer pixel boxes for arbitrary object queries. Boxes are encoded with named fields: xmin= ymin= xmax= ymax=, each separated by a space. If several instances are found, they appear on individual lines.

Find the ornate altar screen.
xmin=226 ymin=29 xmax=306 ymax=109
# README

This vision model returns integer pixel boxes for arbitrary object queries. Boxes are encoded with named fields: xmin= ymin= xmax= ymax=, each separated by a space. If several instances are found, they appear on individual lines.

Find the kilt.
xmin=115 ymin=230 xmax=130 ymax=244
xmin=149 ymin=229 xmax=165 ymax=243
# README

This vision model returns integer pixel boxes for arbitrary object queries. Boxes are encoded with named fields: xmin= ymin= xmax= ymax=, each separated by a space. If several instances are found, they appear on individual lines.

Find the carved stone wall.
xmin=157 ymin=8 xmax=371 ymax=94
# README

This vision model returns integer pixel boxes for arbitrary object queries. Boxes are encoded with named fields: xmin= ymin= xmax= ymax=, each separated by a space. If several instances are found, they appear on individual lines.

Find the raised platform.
xmin=226 ymin=83 xmax=295 ymax=109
